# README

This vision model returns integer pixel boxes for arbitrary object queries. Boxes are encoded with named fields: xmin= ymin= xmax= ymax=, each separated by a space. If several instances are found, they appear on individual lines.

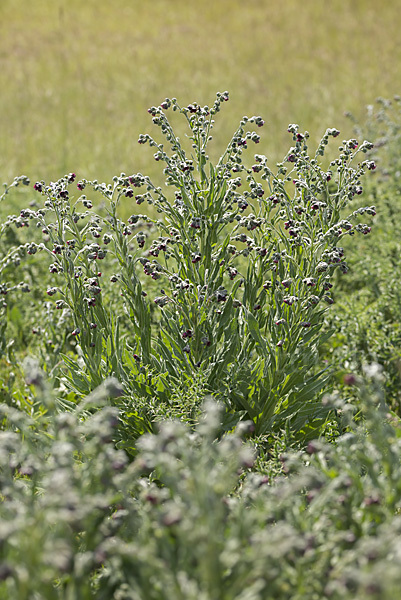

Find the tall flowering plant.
xmin=1 ymin=92 xmax=376 ymax=443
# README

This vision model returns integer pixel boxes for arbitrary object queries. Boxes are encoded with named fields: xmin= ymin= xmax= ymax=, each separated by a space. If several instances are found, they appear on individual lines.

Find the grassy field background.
xmin=1 ymin=0 xmax=401 ymax=190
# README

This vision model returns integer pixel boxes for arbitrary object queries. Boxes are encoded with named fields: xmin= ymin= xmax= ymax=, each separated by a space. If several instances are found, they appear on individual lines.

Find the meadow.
xmin=1 ymin=0 xmax=401 ymax=185
xmin=1 ymin=1 xmax=401 ymax=598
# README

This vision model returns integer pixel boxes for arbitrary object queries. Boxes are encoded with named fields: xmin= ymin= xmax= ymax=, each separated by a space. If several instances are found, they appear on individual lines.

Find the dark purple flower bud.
xmin=52 ymin=244 xmax=63 ymax=255
xmin=154 ymin=296 xmax=169 ymax=307
xmin=216 ymin=289 xmax=228 ymax=302
xmin=72 ymin=328 xmax=80 ymax=336
xmin=190 ymin=217 xmax=201 ymax=229
xmin=306 ymin=441 xmax=319 ymax=455
xmin=347 ymin=139 xmax=358 ymax=150
xmin=363 ymin=495 xmax=381 ymax=506
xmin=316 ymin=262 xmax=329 ymax=273
xmin=343 ymin=373 xmax=357 ymax=386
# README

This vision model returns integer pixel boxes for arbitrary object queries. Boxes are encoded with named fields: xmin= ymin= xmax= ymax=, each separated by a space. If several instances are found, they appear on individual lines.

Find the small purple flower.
xmin=343 ymin=373 xmax=357 ymax=386
xmin=306 ymin=441 xmax=319 ymax=455
xmin=283 ymin=296 xmax=298 ymax=306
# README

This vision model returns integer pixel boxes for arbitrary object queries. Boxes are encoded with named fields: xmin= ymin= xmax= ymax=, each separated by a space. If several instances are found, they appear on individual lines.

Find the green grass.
xmin=1 ymin=0 xmax=401 ymax=187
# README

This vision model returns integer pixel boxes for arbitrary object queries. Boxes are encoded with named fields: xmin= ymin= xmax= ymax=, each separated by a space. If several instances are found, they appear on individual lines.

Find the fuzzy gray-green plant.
xmin=0 ymin=93 xmax=377 ymax=446
xmin=1 ymin=364 xmax=401 ymax=599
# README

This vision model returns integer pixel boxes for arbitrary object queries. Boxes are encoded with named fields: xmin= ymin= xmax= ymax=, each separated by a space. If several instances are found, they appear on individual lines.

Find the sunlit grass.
xmin=0 ymin=0 xmax=400 ymax=187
